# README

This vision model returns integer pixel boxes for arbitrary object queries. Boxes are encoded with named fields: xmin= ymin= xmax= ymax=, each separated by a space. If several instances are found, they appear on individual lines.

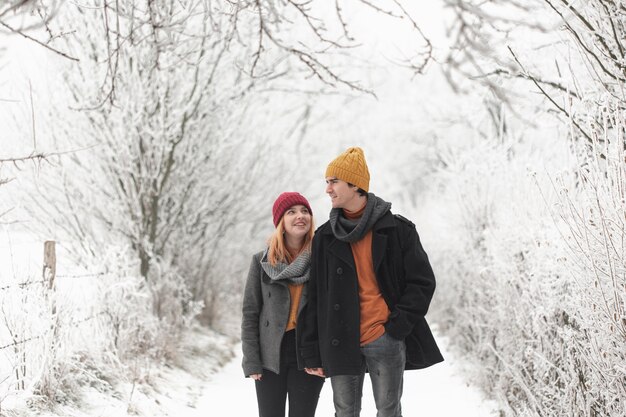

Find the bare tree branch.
xmin=28 ymin=79 xmax=36 ymax=149
xmin=507 ymin=46 xmax=593 ymax=143
xmin=0 ymin=20 xmax=79 ymax=62
xmin=391 ymin=0 xmax=432 ymax=77
xmin=0 ymin=145 xmax=100 ymax=164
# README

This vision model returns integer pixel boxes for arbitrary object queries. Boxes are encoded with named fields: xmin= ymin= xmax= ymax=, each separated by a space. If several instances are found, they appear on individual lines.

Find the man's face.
xmin=325 ymin=177 xmax=359 ymax=209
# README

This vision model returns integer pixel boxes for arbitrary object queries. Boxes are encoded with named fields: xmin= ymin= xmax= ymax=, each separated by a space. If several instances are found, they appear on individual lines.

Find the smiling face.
xmin=325 ymin=176 xmax=362 ymax=210
xmin=282 ymin=204 xmax=312 ymax=241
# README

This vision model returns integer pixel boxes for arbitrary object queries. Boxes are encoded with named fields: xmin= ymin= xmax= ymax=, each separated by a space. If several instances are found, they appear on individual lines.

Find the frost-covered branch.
xmin=0 ymin=0 xmax=76 ymax=61
xmin=242 ymin=0 xmax=431 ymax=95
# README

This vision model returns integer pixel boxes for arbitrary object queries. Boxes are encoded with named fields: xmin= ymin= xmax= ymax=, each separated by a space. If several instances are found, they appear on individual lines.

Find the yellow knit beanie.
xmin=325 ymin=147 xmax=370 ymax=192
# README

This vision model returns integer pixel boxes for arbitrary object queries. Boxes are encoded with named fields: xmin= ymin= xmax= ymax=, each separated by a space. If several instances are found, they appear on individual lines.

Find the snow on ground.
xmin=1 ymin=321 xmax=499 ymax=417
xmin=195 ymin=331 xmax=500 ymax=417
xmin=2 ymin=326 xmax=235 ymax=417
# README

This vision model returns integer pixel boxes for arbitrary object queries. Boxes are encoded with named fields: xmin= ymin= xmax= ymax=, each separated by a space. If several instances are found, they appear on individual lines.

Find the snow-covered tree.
xmin=0 ymin=0 xmax=68 ymax=218
xmin=26 ymin=1 xmax=273 ymax=329
xmin=425 ymin=1 xmax=626 ymax=416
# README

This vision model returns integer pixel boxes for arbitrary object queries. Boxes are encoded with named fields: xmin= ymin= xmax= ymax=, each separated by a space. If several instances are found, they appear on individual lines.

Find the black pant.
xmin=255 ymin=330 xmax=325 ymax=417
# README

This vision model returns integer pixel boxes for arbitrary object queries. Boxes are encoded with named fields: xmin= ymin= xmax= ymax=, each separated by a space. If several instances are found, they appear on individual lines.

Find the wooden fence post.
xmin=43 ymin=241 xmax=57 ymax=328
xmin=43 ymin=241 xmax=56 ymax=289
xmin=42 ymin=240 xmax=58 ymax=389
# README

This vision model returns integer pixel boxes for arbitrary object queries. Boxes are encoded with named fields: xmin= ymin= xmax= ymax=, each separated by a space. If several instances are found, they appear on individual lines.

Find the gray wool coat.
xmin=241 ymin=250 xmax=309 ymax=376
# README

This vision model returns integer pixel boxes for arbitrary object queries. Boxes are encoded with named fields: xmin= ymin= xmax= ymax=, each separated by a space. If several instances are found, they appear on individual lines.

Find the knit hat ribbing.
xmin=272 ymin=192 xmax=313 ymax=227
xmin=325 ymin=146 xmax=370 ymax=192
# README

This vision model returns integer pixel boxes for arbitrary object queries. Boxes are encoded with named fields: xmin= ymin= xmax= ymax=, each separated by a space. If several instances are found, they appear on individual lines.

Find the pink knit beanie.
xmin=272 ymin=192 xmax=312 ymax=227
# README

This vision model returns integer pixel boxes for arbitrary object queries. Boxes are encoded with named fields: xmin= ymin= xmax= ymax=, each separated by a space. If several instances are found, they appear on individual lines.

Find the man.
xmin=301 ymin=146 xmax=443 ymax=417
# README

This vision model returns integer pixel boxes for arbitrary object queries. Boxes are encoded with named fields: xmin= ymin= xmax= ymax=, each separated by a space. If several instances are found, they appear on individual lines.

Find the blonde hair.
xmin=267 ymin=216 xmax=315 ymax=266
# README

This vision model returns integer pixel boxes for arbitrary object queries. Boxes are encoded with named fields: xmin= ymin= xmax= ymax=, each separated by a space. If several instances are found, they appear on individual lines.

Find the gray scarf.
xmin=329 ymin=193 xmax=391 ymax=243
xmin=261 ymin=249 xmax=311 ymax=284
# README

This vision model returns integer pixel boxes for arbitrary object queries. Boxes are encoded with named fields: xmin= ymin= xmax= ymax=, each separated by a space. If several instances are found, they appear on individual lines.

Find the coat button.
xmin=333 ymin=304 xmax=340 ymax=311
xmin=265 ymin=320 xmax=269 ymax=327
xmin=331 ymin=339 xmax=340 ymax=346
xmin=268 ymin=292 xmax=271 ymax=298
xmin=336 ymin=267 xmax=343 ymax=275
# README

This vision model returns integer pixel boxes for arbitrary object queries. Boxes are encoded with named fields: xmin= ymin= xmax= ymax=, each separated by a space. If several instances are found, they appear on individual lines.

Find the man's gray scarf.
xmin=261 ymin=249 xmax=310 ymax=284
xmin=329 ymin=193 xmax=391 ymax=243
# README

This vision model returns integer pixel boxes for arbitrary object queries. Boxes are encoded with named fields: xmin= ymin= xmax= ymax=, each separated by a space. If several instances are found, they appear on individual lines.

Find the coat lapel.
xmin=372 ymin=231 xmax=387 ymax=274
xmin=327 ymin=237 xmax=356 ymax=270
xmin=372 ymin=212 xmax=396 ymax=273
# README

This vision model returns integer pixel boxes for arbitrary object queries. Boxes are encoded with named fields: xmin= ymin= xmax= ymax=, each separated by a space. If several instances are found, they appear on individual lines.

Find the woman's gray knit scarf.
xmin=329 ymin=193 xmax=391 ymax=243
xmin=261 ymin=249 xmax=310 ymax=284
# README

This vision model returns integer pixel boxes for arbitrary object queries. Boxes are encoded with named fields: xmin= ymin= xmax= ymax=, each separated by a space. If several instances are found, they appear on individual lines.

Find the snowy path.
xmin=193 ymin=334 xmax=499 ymax=416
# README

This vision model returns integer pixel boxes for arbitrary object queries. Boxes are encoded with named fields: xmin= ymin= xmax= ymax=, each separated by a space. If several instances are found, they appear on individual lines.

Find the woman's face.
xmin=282 ymin=204 xmax=312 ymax=240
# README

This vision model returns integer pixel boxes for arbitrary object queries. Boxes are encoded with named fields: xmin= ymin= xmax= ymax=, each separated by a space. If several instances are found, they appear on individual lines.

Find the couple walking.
xmin=241 ymin=147 xmax=443 ymax=417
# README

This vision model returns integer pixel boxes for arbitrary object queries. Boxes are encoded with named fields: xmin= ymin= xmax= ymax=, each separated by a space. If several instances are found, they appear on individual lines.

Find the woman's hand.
xmin=304 ymin=367 xmax=326 ymax=378
xmin=250 ymin=373 xmax=262 ymax=381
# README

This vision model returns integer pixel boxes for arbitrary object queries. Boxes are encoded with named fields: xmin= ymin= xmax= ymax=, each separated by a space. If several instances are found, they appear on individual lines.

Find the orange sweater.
xmin=344 ymin=206 xmax=390 ymax=345
xmin=285 ymin=284 xmax=303 ymax=331
xmin=285 ymin=246 xmax=304 ymax=332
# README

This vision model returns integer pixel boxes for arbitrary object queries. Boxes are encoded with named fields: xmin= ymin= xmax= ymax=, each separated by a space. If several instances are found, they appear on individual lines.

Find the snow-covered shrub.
xmin=0 ymin=272 xmax=103 ymax=408
xmin=427 ymin=0 xmax=626 ymax=415
xmin=549 ymin=103 xmax=626 ymax=416
xmin=427 ymin=128 xmax=573 ymax=412
xmin=427 ymin=103 xmax=625 ymax=416
xmin=108 ymin=269 xmax=202 ymax=361
xmin=0 ymin=275 xmax=50 ymax=404
xmin=0 ymin=240 xmax=200 ymax=409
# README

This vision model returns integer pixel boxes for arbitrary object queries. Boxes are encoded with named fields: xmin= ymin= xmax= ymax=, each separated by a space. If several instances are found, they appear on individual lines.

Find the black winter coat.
xmin=300 ymin=211 xmax=443 ymax=377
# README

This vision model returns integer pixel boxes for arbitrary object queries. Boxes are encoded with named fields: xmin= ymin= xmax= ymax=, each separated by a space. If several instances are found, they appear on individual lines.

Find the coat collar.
xmin=321 ymin=211 xmax=396 ymax=273
xmin=373 ymin=211 xmax=396 ymax=231
xmin=321 ymin=210 xmax=396 ymax=235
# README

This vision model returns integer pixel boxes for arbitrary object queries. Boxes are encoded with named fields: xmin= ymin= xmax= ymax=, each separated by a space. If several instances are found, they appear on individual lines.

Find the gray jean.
xmin=330 ymin=332 xmax=406 ymax=417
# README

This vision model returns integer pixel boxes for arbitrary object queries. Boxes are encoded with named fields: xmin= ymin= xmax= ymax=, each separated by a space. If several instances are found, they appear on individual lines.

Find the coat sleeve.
xmin=241 ymin=253 xmax=264 ymax=376
xmin=384 ymin=222 xmax=436 ymax=340
xmin=299 ymin=234 xmax=323 ymax=368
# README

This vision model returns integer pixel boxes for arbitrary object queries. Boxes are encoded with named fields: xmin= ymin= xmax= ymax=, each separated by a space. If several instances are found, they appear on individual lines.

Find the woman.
xmin=241 ymin=192 xmax=325 ymax=417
